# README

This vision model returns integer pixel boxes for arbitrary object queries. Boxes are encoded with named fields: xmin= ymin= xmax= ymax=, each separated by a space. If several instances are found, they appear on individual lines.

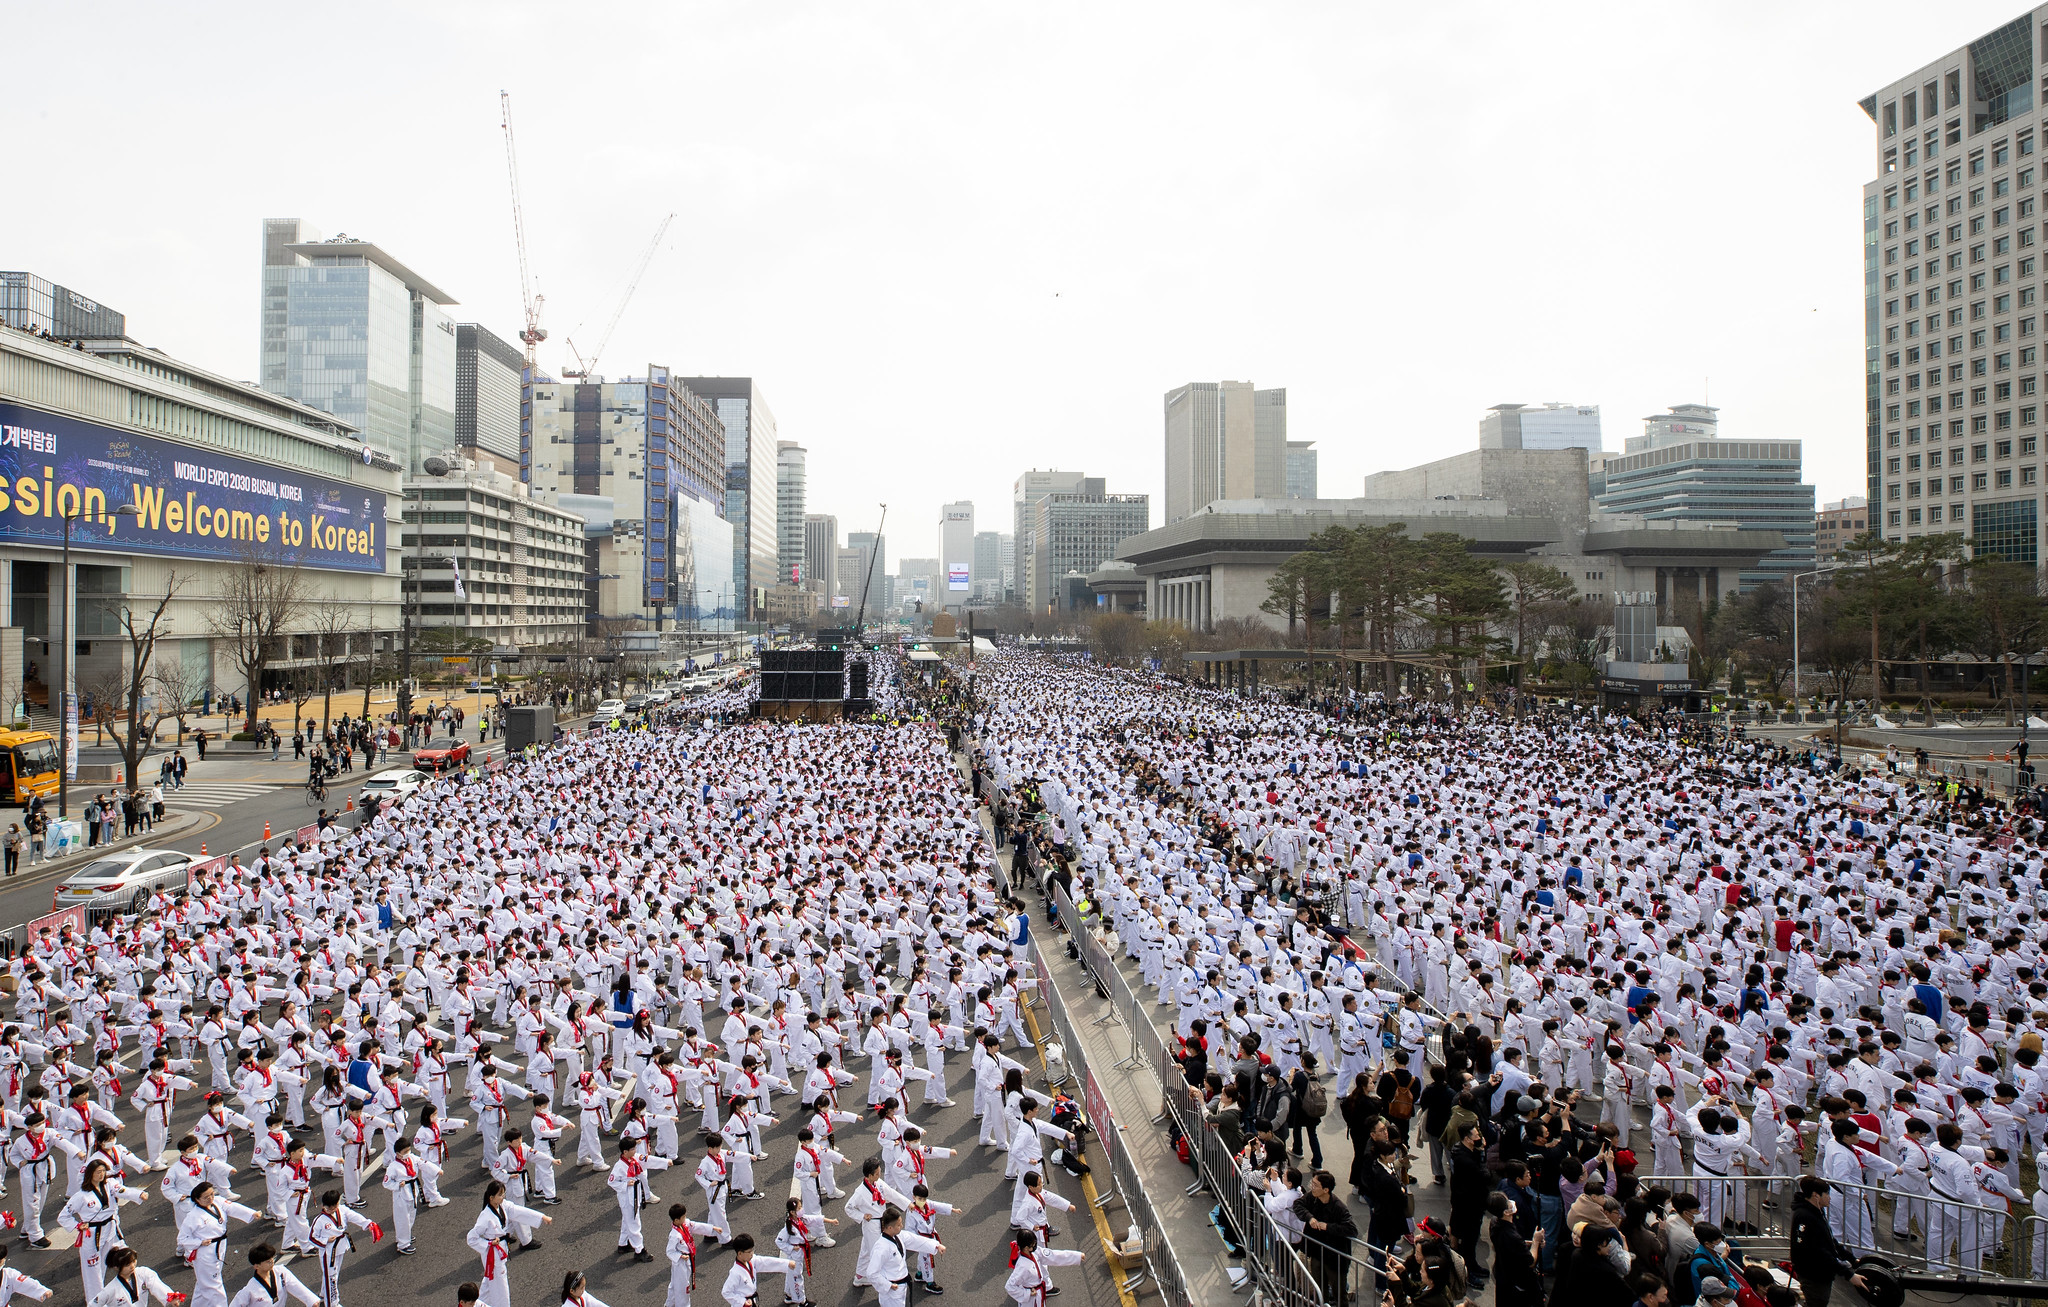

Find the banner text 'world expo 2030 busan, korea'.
xmin=0 ymin=401 xmax=386 ymax=573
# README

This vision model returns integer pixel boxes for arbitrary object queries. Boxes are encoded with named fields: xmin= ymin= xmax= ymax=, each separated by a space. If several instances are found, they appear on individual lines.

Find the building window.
xmin=1888 ymin=509 xmax=1903 ymax=525
xmin=1998 ymin=469 xmax=2014 ymax=487
xmin=1973 ymin=497 xmax=2039 ymax=563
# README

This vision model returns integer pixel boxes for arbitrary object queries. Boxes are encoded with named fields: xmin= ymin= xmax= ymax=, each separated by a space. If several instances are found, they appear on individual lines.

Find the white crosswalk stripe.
xmin=161 ymin=781 xmax=291 ymax=809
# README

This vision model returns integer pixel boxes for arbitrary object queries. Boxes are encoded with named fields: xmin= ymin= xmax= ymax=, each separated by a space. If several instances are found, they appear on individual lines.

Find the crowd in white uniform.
xmin=973 ymin=654 xmax=2048 ymax=1273
xmin=0 ymin=660 xmax=1100 ymax=1307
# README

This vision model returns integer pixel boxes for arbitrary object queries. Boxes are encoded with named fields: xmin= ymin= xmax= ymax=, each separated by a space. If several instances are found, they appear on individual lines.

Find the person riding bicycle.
xmin=307 ymin=755 xmax=326 ymax=794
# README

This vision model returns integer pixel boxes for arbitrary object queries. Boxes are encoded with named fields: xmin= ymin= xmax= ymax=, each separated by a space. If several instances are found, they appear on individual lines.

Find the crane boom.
xmin=562 ymin=213 xmax=674 ymax=381
xmin=500 ymin=91 xmax=546 ymax=366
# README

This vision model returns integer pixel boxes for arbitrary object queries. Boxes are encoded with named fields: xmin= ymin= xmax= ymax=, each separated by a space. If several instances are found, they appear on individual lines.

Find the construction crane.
xmin=561 ymin=213 xmax=674 ymax=381
xmin=500 ymin=91 xmax=546 ymax=368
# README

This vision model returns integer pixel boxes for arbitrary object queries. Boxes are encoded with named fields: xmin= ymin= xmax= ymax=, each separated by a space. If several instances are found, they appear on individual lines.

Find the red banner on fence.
xmin=25 ymin=905 xmax=85 ymax=945
xmin=1084 ymin=1067 xmax=1117 ymax=1172
xmin=185 ymin=855 xmax=227 ymax=895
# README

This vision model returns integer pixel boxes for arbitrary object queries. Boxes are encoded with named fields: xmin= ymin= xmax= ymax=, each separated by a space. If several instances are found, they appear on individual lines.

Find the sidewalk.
xmin=2 ymin=808 xmax=209 ymax=880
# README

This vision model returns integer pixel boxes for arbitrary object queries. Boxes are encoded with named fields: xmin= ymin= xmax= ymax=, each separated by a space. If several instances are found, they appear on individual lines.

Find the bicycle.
xmin=305 ymin=777 xmax=327 ymax=806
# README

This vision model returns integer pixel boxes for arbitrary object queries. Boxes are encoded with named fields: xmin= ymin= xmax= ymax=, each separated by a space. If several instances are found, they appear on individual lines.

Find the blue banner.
xmin=0 ymin=400 xmax=386 ymax=573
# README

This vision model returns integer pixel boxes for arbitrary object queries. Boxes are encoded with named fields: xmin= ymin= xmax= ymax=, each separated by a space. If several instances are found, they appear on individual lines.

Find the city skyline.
xmin=9 ymin=3 xmax=2013 ymax=568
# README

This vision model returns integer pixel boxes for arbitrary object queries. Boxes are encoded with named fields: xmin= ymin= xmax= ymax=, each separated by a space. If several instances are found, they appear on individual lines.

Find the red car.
xmin=412 ymin=737 xmax=472 ymax=771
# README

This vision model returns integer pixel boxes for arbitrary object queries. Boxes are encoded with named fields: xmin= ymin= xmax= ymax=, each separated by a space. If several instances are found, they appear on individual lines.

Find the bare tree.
xmin=305 ymin=603 xmax=360 ymax=731
xmin=96 ymin=571 xmax=188 ymax=789
xmin=148 ymin=656 xmax=207 ymax=750
xmin=208 ymin=547 xmax=310 ymax=735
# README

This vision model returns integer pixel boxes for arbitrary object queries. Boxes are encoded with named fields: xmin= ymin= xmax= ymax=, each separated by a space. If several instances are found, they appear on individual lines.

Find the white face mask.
xmin=1714 ymin=1241 xmax=1731 ymax=1257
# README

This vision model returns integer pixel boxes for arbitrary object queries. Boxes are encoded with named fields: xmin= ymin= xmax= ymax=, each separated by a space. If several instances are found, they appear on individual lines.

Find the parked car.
xmin=645 ymin=689 xmax=672 ymax=705
xmin=53 ymin=848 xmax=196 ymax=914
xmin=623 ymin=695 xmax=651 ymax=712
xmin=596 ymin=698 xmax=627 ymax=721
xmin=359 ymin=768 xmax=432 ymax=802
xmin=412 ymin=738 xmax=472 ymax=771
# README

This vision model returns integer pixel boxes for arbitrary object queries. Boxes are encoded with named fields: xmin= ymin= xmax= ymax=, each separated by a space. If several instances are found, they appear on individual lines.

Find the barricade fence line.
xmin=1635 ymin=1171 xmax=2039 ymax=1284
xmin=1032 ymin=909 xmax=1327 ymax=1307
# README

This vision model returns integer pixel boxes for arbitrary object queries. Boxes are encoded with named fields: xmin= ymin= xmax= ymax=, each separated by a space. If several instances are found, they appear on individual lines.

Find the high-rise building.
xmin=1481 ymin=402 xmax=1604 ymax=452
xmin=777 ymin=442 xmax=807 ymax=588
xmin=999 ymin=532 xmax=1016 ymax=601
xmin=258 ymin=219 xmax=458 ymax=473
xmin=844 ymin=531 xmax=887 ymax=615
xmin=523 ymin=368 xmax=729 ymax=625
xmin=939 ymin=501 xmax=975 ymax=601
xmin=680 ymin=377 xmax=777 ymax=618
xmin=1030 ymin=485 xmax=1150 ymax=612
xmin=455 ymin=324 xmax=523 ymax=467
xmin=805 ymin=514 xmax=838 ymax=599
xmin=1013 ymin=469 xmax=1088 ymax=600
xmin=1285 ymin=441 xmax=1318 ymax=498
xmin=897 ymin=558 xmax=941 ymax=613
xmin=1162 ymin=381 xmax=1285 ymax=523
xmin=1596 ymin=405 xmax=1816 ymax=591
xmin=1865 ymin=13 xmax=2046 ymax=564
xmin=973 ymin=531 xmax=1003 ymax=602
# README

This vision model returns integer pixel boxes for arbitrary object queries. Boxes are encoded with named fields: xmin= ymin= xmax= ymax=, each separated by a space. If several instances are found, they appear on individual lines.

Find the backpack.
xmin=1302 ymin=1081 xmax=1328 ymax=1121
xmin=1389 ymin=1079 xmax=1415 ymax=1119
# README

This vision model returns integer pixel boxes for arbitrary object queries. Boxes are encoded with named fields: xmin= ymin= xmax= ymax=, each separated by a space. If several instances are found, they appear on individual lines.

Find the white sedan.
xmin=596 ymin=698 xmax=627 ymax=720
xmin=359 ymin=769 xmax=431 ymax=803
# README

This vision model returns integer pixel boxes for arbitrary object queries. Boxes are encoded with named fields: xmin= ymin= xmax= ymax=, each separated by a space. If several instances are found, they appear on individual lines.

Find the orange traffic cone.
xmin=346 ymin=798 xmax=354 ymax=812
xmin=198 ymin=843 xmax=206 ymax=855
xmin=263 ymin=821 xmax=271 ymax=840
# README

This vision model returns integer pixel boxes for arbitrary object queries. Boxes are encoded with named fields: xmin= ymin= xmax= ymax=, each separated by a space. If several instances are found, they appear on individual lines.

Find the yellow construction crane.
xmin=562 ymin=213 xmax=674 ymax=381
xmin=500 ymin=90 xmax=546 ymax=369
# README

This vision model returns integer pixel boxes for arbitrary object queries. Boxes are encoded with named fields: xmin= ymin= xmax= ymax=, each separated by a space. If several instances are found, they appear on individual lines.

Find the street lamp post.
xmin=1789 ymin=565 xmax=1845 ymax=717
xmin=55 ymin=500 xmax=142 ymax=820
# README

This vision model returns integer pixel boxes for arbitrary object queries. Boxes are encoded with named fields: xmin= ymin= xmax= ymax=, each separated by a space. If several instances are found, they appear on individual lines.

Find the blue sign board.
xmin=0 ymin=400 xmax=386 ymax=573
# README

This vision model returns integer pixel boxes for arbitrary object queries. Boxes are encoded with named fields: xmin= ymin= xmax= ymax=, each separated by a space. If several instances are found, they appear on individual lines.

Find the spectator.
xmin=1449 ymin=1122 xmax=1494 ymax=1287
xmin=1489 ymin=1190 xmax=1543 ymax=1307
xmin=2 ymin=823 xmax=21 ymax=876
xmin=1292 ymin=1170 xmax=1356 ymax=1307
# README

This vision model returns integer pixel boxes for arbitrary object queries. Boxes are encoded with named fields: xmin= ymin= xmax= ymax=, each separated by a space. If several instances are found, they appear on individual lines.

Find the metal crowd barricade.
xmin=1636 ymin=1172 xmax=2038 ymax=1286
xmin=1103 ymin=1120 xmax=1200 ymax=1306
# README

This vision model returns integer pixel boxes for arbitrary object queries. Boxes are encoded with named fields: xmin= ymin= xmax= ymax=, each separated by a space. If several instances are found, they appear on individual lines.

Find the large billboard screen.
xmin=0 ymin=401 xmax=386 ymax=573
xmin=947 ymin=563 xmax=969 ymax=591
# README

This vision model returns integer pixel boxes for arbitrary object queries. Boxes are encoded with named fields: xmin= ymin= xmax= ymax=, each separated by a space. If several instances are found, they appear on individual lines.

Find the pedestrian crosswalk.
xmin=161 ymin=781 xmax=291 ymax=809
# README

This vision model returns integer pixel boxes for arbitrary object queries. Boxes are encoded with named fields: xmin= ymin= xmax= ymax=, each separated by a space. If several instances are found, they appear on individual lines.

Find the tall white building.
xmin=776 ymin=442 xmax=807 ymax=588
xmin=939 ymin=501 xmax=975 ymax=601
xmin=1162 ymin=381 xmax=1286 ymax=523
xmin=1481 ymin=403 xmax=1604 ymax=452
xmin=1866 ymin=10 xmax=2046 ymax=565
xmin=680 ymin=377 xmax=777 ymax=618
xmin=1014 ymin=470 xmax=1088 ymax=598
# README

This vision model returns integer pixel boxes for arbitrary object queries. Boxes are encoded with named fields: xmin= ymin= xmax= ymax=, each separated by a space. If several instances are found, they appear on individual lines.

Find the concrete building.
xmin=523 ymin=368 xmax=729 ymax=625
xmin=1285 ymin=440 xmax=1318 ymax=498
xmin=403 ymin=461 xmax=585 ymax=647
xmin=455 ymin=324 xmax=523 ymax=468
xmin=258 ymin=219 xmax=458 ymax=475
xmin=804 ymin=513 xmax=838 ymax=599
xmin=0 ymin=273 xmax=125 ymax=339
xmin=1864 ymin=9 xmax=2048 ymax=565
xmin=0 ymin=318 xmax=402 ymax=723
xmin=679 ymin=377 xmax=777 ymax=619
xmin=1119 ymin=444 xmax=1784 ymax=632
xmin=1816 ymin=495 xmax=1872 ymax=559
xmin=999 ymin=532 xmax=1016 ymax=600
xmin=972 ymin=531 xmax=1004 ymax=603
xmin=940 ymin=501 xmax=975 ymax=603
xmin=1014 ymin=470 xmax=1089 ymax=600
xmin=897 ymin=557 xmax=941 ymax=614
xmin=1162 ymin=381 xmax=1286 ymax=524
xmin=777 ymin=442 xmax=807 ymax=589
xmin=843 ymin=531 xmax=886 ymax=615
xmin=1029 ymin=486 xmax=1150 ymax=613
xmin=1596 ymin=405 xmax=1816 ymax=590
xmin=1481 ymin=402 xmax=1604 ymax=452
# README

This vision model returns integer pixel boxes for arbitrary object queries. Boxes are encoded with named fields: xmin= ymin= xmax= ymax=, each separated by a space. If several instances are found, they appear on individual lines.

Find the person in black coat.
xmin=1788 ymin=1178 xmax=1869 ymax=1307
xmin=1564 ymin=1225 xmax=1637 ymax=1307
xmin=1294 ymin=1171 xmax=1358 ymax=1307
xmin=1488 ymin=1191 xmax=1544 ymax=1307
xmin=1448 ymin=1124 xmax=1494 ymax=1285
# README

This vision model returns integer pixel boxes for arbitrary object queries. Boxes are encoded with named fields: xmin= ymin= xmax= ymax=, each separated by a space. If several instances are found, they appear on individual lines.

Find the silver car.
xmin=53 ymin=848 xmax=196 ymax=914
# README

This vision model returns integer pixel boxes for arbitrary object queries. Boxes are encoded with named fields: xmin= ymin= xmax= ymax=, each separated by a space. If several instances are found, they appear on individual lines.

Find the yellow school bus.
xmin=0 ymin=731 xmax=59 ymax=806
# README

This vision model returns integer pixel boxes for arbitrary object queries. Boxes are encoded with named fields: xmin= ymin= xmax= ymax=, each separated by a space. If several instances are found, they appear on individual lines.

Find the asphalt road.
xmin=9 ymin=1010 xmax=1118 ymax=1307
xmin=0 ymin=732 xmax=1122 ymax=1307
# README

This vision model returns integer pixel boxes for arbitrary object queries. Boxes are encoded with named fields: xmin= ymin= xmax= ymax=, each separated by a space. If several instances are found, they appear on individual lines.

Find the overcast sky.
xmin=10 ymin=2 xmax=2028 ymax=572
